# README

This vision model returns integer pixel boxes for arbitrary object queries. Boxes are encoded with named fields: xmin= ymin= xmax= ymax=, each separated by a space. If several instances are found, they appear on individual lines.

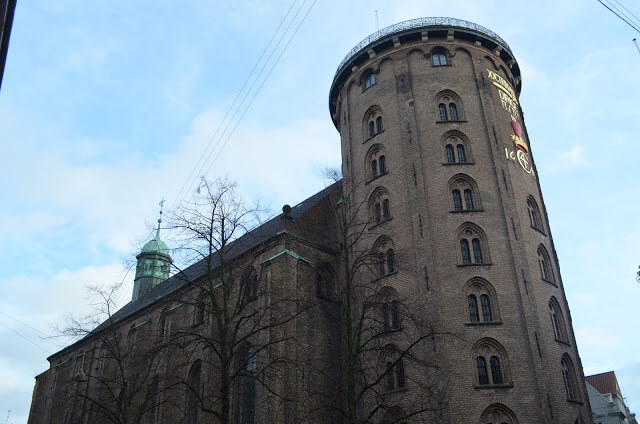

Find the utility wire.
xmin=203 ymin=0 xmax=317 ymax=177
xmin=605 ymin=0 xmax=640 ymax=30
xmin=597 ymin=0 xmax=640 ymax=33
xmin=612 ymin=0 xmax=640 ymax=24
xmin=0 ymin=310 xmax=50 ymax=339
xmin=0 ymin=320 xmax=52 ymax=355
xmin=174 ymin=0 xmax=300 ymax=205
xmin=173 ymin=0 xmax=313 ymax=206
xmin=195 ymin=0 xmax=311 ymax=190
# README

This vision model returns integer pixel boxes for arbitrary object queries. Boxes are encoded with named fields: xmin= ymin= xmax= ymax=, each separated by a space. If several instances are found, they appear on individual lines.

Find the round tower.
xmin=132 ymin=204 xmax=172 ymax=301
xmin=329 ymin=17 xmax=591 ymax=423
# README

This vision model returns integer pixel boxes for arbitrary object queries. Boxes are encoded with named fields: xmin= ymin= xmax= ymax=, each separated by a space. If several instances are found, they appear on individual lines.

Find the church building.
xmin=28 ymin=17 xmax=594 ymax=424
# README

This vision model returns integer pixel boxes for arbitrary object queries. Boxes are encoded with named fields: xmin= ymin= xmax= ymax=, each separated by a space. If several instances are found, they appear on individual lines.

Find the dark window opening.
xmin=464 ymin=189 xmax=474 ymax=210
xmin=449 ymin=103 xmax=459 ymax=120
xmin=490 ymin=356 xmax=503 ymax=384
xmin=456 ymin=144 xmax=466 ymax=163
xmin=433 ymin=52 xmax=448 ymax=66
xmin=453 ymin=190 xmax=463 ymax=211
xmin=439 ymin=103 xmax=448 ymax=121
xmin=445 ymin=144 xmax=455 ymax=163
xmin=480 ymin=294 xmax=492 ymax=321
xmin=461 ymin=240 xmax=471 ymax=264
xmin=468 ymin=295 xmax=479 ymax=322
xmin=472 ymin=238 xmax=483 ymax=264
xmin=477 ymin=357 xmax=489 ymax=385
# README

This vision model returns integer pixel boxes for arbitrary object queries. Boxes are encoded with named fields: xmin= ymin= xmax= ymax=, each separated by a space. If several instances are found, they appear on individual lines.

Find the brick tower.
xmin=328 ymin=17 xmax=592 ymax=423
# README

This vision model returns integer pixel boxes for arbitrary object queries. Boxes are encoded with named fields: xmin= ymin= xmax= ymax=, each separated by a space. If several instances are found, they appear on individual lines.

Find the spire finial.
xmin=156 ymin=198 xmax=165 ymax=238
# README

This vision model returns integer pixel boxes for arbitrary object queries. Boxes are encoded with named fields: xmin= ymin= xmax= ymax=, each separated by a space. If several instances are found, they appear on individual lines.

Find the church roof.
xmin=48 ymin=180 xmax=341 ymax=362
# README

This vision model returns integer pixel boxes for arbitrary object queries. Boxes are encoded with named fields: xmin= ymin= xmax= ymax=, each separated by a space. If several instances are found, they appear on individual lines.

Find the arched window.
xmin=561 ymin=354 xmax=580 ymax=401
xmin=473 ymin=338 xmax=511 ymax=387
xmin=453 ymin=190 xmax=463 ymax=211
xmin=464 ymin=278 xmax=499 ymax=323
xmin=387 ymin=358 xmax=405 ymax=390
xmin=382 ymin=198 xmax=390 ymax=220
xmin=386 ymin=249 xmax=395 ymax=273
xmin=448 ymin=175 xmax=481 ymax=212
xmin=464 ymin=189 xmax=474 ymax=210
xmin=432 ymin=52 xmax=448 ymax=66
xmin=476 ymin=356 xmax=489 ymax=385
xmin=193 ymin=292 xmax=207 ymax=326
xmin=537 ymin=244 xmax=555 ymax=283
xmin=373 ymin=237 xmax=396 ymax=277
xmin=468 ymin=295 xmax=479 ymax=322
xmin=316 ymin=263 xmax=335 ymax=300
xmin=366 ymin=144 xmax=388 ymax=180
xmin=527 ymin=196 xmax=544 ymax=232
xmin=439 ymin=103 xmax=448 ymax=121
xmin=456 ymin=144 xmax=466 ymax=163
xmin=549 ymin=297 xmax=568 ymax=343
xmin=472 ymin=239 xmax=483 ymax=264
xmin=449 ymin=103 xmax=459 ymax=120
xmin=457 ymin=223 xmax=489 ymax=265
xmin=364 ymin=71 xmax=376 ymax=89
xmin=490 ymin=356 xmax=503 ymax=384
xmin=187 ymin=360 xmax=202 ymax=424
xmin=369 ymin=188 xmax=391 ymax=225
xmin=445 ymin=145 xmax=455 ymax=163
xmin=363 ymin=106 xmax=383 ymax=140
xmin=379 ymin=345 xmax=406 ymax=392
xmin=441 ymin=131 xmax=472 ymax=164
xmin=238 ymin=347 xmax=257 ymax=424
xmin=436 ymin=91 xmax=464 ymax=121
xmin=460 ymin=239 xmax=471 ymax=264
xmin=480 ymin=403 xmax=518 ymax=424
xmin=481 ymin=294 xmax=492 ymax=321
xmin=383 ymin=300 xmax=400 ymax=331
xmin=241 ymin=266 xmax=258 ymax=303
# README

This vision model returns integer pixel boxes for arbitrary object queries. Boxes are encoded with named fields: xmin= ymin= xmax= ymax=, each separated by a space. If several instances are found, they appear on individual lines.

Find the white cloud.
xmin=560 ymin=144 xmax=585 ymax=165
xmin=576 ymin=328 xmax=617 ymax=350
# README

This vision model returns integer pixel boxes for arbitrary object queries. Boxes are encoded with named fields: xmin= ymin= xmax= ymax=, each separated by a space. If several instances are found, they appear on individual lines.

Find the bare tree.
xmin=58 ymin=282 xmax=171 ymax=424
xmin=321 ymin=169 xmax=450 ymax=424
xmin=166 ymin=177 xmax=313 ymax=424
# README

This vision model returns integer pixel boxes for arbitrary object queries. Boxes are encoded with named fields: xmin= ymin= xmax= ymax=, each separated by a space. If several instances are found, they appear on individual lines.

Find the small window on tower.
xmin=432 ymin=51 xmax=448 ymax=66
xmin=364 ymin=71 xmax=376 ymax=89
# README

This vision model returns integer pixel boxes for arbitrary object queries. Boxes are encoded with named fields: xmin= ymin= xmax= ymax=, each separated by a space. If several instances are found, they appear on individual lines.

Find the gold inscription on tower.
xmin=487 ymin=69 xmax=519 ymax=121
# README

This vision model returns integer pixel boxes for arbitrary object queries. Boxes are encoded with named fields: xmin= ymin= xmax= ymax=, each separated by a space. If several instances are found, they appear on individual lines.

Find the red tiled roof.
xmin=586 ymin=371 xmax=618 ymax=396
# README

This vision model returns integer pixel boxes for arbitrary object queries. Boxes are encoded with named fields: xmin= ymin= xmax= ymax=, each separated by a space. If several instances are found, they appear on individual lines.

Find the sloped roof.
xmin=586 ymin=371 xmax=619 ymax=396
xmin=48 ymin=181 xmax=341 ymax=362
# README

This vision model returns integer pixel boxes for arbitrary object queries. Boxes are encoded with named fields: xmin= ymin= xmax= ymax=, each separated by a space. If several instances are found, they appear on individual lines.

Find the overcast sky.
xmin=1 ymin=1 xmax=639 ymax=422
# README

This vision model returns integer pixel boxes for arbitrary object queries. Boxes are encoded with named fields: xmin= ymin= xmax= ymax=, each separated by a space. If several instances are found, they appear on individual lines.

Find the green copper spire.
xmin=132 ymin=199 xmax=172 ymax=301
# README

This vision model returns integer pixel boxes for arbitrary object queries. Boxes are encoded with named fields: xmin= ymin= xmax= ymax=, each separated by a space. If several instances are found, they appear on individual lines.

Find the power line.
xmin=0 ymin=320 xmax=52 ymax=355
xmin=203 ymin=0 xmax=317 ymax=178
xmin=0 ymin=310 xmax=50 ymax=338
xmin=173 ymin=0 xmax=301 ymax=205
xmin=597 ymin=0 xmax=640 ymax=33
xmin=173 ymin=0 xmax=316 ymax=206
xmin=612 ymin=0 xmax=640 ymax=26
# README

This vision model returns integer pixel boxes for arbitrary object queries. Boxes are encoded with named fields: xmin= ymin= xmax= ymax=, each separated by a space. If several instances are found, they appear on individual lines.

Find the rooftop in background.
xmin=586 ymin=371 xmax=621 ymax=396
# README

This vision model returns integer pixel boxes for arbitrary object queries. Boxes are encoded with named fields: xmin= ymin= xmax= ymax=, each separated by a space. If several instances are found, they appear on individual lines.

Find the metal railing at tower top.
xmin=333 ymin=17 xmax=513 ymax=83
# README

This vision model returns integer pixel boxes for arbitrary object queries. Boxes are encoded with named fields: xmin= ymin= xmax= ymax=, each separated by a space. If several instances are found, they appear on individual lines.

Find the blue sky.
xmin=1 ymin=1 xmax=639 ymax=422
